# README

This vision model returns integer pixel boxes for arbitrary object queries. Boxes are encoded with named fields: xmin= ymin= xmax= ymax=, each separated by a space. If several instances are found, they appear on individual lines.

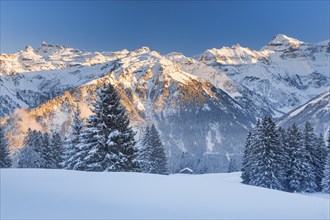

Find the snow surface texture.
xmin=1 ymin=169 xmax=329 ymax=219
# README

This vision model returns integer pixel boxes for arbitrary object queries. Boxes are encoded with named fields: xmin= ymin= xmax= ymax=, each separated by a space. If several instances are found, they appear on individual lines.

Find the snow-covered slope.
xmin=1 ymin=169 xmax=329 ymax=219
xmin=277 ymin=90 xmax=330 ymax=137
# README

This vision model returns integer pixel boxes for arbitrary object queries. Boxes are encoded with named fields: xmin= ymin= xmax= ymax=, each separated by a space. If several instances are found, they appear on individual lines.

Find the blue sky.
xmin=1 ymin=1 xmax=329 ymax=56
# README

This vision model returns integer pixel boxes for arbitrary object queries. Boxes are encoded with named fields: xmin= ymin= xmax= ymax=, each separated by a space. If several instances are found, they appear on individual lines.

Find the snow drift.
xmin=1 ymin=169 xmax=329 ymax=219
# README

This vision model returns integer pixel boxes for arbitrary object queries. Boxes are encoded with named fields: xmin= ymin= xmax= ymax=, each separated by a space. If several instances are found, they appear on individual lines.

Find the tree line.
xmin=0 ymin=83 xmax=168 ymax=175
xmin=241 ymin=116 xmax=330 ymax=193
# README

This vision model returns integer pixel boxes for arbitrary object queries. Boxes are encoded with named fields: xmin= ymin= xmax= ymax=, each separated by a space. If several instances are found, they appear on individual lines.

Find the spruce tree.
xmin=245 ymin=120 xmax=263 ymax=185
xmin=277 ymin=126 xmax=291 ymax=191
xmin=74 ymin=83 xmax=137 ymax=171
xmin=303 ymin=122 xmax=322 ymax=190
xmin=136 ymin=126 xmax=153 ymax=173
xmin=148 ymin=124 xmax=168 ymax=174
xmin=241 ymin=132 xmax=253 ymax=184
xmin=288 ymin=124 xmax=317 ymax=193
xmin=50 ymin=131 xmax=64 ymax=168
xmin=18 ymin=129 xmax=43 ymax=168
xmin=314 ymin=133 xmax=327 ymax=190
xmin=321 ymin=133 xmax=330 ymax=193
xmin=321 ymin=151 xmax=330 ymax=193
xmin=0 ymin=125 xmax=11 ymax=168
xmin=40 ymin=132 xmax=55 ymax=168
xmin=64 ymin=106 xmax=84 ymax=169
xmin=249 ymin=116 xmax=285 ymax=190
xmin=318 ymin=133 xmax=328 ymax=170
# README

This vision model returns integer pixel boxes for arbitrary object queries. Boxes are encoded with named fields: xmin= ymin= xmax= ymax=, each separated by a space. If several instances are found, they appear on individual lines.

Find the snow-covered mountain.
xmin=170 ymin=34 xmax=329 ymax=116
xmin=0 ymin=34 xmax=329 ymax=172
xmin=277 ymin=90 xmax=330 ymax=137
xmin=0 ymin=42 xmax=129 ymax=75
xmin=0 ymin=46 xmax=255 ymax=172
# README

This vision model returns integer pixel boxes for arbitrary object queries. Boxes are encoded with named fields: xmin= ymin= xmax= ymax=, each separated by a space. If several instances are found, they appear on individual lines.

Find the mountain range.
xmin=0 ymin=34 xmax=329 ymax=172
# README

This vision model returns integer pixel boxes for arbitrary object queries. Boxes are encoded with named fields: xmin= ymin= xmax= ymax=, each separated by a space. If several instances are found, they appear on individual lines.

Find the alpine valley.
xmin=0 ymin=34 xmax=329 ymax=173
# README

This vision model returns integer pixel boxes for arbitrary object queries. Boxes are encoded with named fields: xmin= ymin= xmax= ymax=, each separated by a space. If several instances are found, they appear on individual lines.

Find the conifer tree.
xmin=50 ymin=131 xmax=64 ymax=168
xmin=74 ymin=83 xmax=137 ymax=171
xmin=313 ymin=133 xmax=327 ymax=190
xmin=318 ymin=133 xmax=328 ymax=169
xmin=303 ymin=122 xmax=322 ymax=190
xmin=288 ymin=124 xmax=317 ymax=192
xmin=148 ymin=124 xmax=168 ymax=174
xmin=0 ymin=125 xmax=11 ymax=168
xmin=243 ymin=120 xmax=263 ymax=185
xmin=249 ymin=116 xmax=285 ymax=190
xmin=321 ymin=132 xmax=330 ymax=193
xmin=18 ymin=129 xmax=43 ymax=168
xmin=64 ymin=106 xmax=84 ymax=169
xmin=136 ymin=126 xmax=153 ymax=173
xmin=277 ymin=126 xmax=291 ymax=191
xmin=136 ymin=125 xmax=168 ymax=174
xmin=40 ymin=132 xmax=56 ymax=168
xmin=321 ymin=151 xmax=330 ymax=193
xmin=241 ymin=132 xmax=253 ymax=184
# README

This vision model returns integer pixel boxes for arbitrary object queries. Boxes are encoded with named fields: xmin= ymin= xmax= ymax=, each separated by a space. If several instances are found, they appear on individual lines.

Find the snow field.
xmin=1 ymin=169 xmax=329 ymax=219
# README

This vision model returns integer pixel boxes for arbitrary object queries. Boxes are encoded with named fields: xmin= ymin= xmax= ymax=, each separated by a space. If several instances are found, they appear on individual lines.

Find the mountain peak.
xmin=40 ymin=41 xmax=70 ymax=50
xmin=231 ymin=44 xmax=242 ymax=49
xmin=25 ymin=45 xmax=34 ymax=52
xmin=268 ymin=34 xmax=303 ymax=47
xmin=134 ymin=46 xmax=150 ymax=53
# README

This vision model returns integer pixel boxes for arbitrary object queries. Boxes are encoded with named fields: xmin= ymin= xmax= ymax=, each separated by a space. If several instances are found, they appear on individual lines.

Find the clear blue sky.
xmin=1 ymin=1 xmax=329 ymax=56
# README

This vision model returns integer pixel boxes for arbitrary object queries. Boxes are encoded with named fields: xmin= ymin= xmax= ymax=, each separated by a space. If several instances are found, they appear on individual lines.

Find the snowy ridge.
xmin=186 ymin=34 xmax=330 ymax=115
xmin=0 ymin=42 xmax=129 ymax=75
xmin=262 ymin=34 xmax=304 ymax=50
xmin=277 ymin=90 xmax=330 ymax=138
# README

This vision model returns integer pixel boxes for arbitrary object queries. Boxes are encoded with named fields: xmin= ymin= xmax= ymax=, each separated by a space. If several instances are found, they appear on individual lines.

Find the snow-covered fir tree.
xmin=136 ymin=126 xmax=153 ymax=173
xmin=149 ymin=124 xmax=168 ymax=174
xmin=18 ymin=129 xmax=65 ymax=169
xmin=322 ymin=151 xmax=330 ymax=193
xmin=241 ymin=131 xmax=253 ymax=184
xmin=72 ymin=82 xmax=138 ymax=171
xmin=303 ymin=122 xmax=323 ymax=190
xmin=50 ymin=131 xmax=64 ymax=168
xmin=18 ymin=129 xmax=44 ymax=168
xmin=288 ymin=124 xmax=317 ymax=193
xmin=318 ymin=133 xmax=328 ymax=169
xmin=40 ymin=132 xmax=56 ymax=169
xmin=64 ymin=106 xmax=84 ymax=169
xmin=277 ymin=126 xmax=291 ymax=191
xmin=0 ymin=125 xmax=11 ymax=168
xmin=248 ymin=116 xmax=286 ymax=191
xmin=321 ymin=133 xmax=330 ymax=193
xmin=314 ymin=133 xmax=328 ymax=190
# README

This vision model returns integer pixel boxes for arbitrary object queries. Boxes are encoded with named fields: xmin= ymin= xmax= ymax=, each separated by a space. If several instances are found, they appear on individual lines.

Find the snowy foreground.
xmin=1 ymin=169 xmax=329 ymax=219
